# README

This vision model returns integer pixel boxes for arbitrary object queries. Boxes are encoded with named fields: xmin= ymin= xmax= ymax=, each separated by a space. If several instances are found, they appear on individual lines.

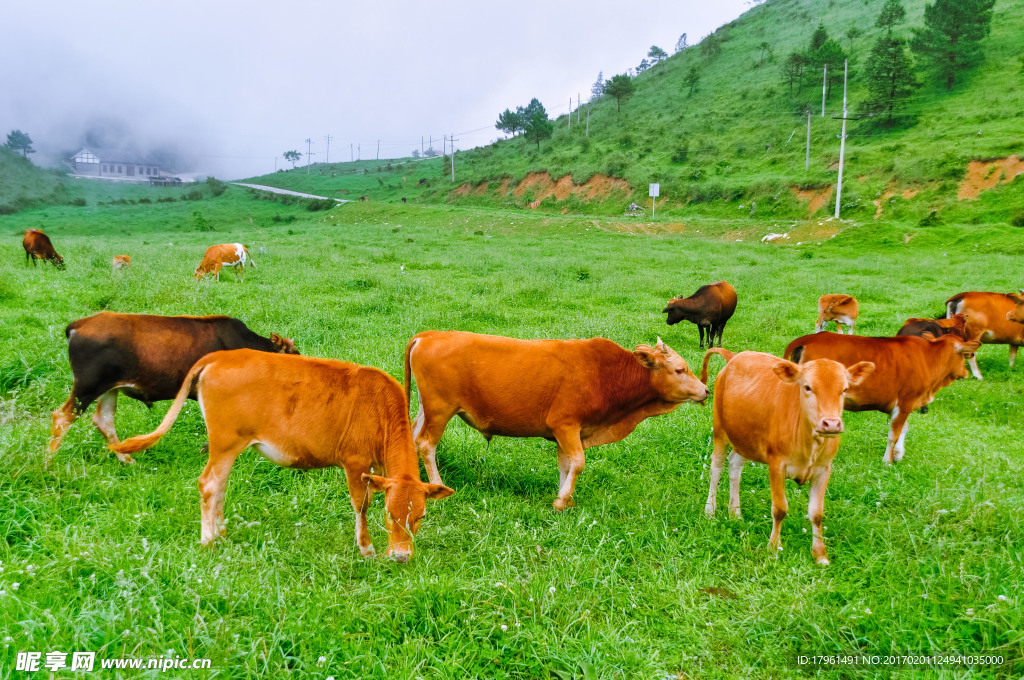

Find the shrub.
xmin=191 ymin=210 xmax=213 ymax=231
xmin=182 ymin=189 xmax=203 ymax=201
xmin=205 ymin=176 xmax=228 ymax=196
xmin=1011 ymin=212 xmax=1024 ymax=227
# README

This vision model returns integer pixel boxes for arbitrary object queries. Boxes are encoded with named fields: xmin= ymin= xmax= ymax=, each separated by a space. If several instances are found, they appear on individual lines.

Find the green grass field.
xmin=1 ymin=185 xmax=1022 ymax=678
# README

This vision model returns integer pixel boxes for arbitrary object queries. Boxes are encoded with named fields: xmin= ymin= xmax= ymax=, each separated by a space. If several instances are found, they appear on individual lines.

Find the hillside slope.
xmin=0 ymin=146 xmax=75 ymax=214
xmin=246 ymin=0 xmax=1023 ymax=224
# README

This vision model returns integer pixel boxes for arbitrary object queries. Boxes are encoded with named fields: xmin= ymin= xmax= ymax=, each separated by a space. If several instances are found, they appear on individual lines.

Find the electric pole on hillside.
xmin=305 ymin=138 xmax=312 ymax=174
xmin=834 ymin=60 xmax=849 ymax=219
xmin=323 ymin=134 xmax=332 ymax=164
xmin=821 ymin=65 xmax=827 ymax=117
xmin=578 ymin=94 xmax=581 ymax=124
xmin=376 ymin=140 xmax=380 ymax=160
xmin=586 ymin=107 xmax=590 ymax=137
xmin=569 ymin=98 xmax=572 ymax=130
xmin=805 ymin=110 xmax=811 ymax=171
xmin=450 ymin=132 xmax=459 ymax=182
xmin=357 ymin=144 xmax=361 ymax=161
xmin=350 ymin=144 xmax=354 ymax=162
xmin=421 ymin=136 xmax=424 ymax=154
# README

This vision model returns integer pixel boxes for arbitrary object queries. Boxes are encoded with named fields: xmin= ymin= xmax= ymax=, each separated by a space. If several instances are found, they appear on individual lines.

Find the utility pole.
xmin=586 ymin=107 xmax=590 ymax=137
xmin=568 ymin=98 xmax=572 ymax=130
xmin=421 ymin=136 xmax=424 ymax=154
xmin=305 ymin=138 xmax=311 ymax=174
xmin=357 ymin=143 xmax=360 ymax=161
xmin=821 ymin=64 xmax=827 ymax=117
xmin=449 ymin=132 xmax=459 ymax=182
xmin=323 ymin=134 xmax=332 ymax=164
xmin=376 ymin=140 xmax=380 ymax=160
xmin=578 ymin=94 xmax=581 ymax=124
xmin=805 ymin=110 xmax=811 ymax=171
xmin=834 ymin=60 xmax=849 ymax=219
xmin=350 ymin=143 xmax=353 ymax=162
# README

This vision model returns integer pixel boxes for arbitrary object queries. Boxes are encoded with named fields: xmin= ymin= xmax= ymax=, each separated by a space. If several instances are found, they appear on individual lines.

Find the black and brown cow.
xmin=23 ymin=229 xmax=65 ymax=269
xmin=662 ymin=281 xmax=738 ymax=349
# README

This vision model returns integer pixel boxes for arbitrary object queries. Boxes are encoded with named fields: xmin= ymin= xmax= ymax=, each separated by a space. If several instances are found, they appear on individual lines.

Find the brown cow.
xmin=1008 ymin=291 xmax=1024 ymax=324
xmin=663 ymin=281 xmax=738 ymax=349
xmin=946 ymin=291 xmax=1024 ymax=379
xmin=23 ymin=229 xmax=65 ymax=269
xmin=702 ymin=349 xmax=873 ymax=564
xmin=49 ymin=312 xmax=298 ymax=463
xmin=109 ymin=350 xmax=453 ymax=560
xmin=112 ymin=255 xmax=131 ymax=271
xmin=897 ymin=313 xmax=972 ymax=340
xmin=193 ymin=243 xmax=255 ymax=282
xmin=784 ymin=333 xmax=979 ymax=464
xmin=405 ymin=331 xmax=708 ymax=510
xmin=815 ymin=294 xmax=858 ymax=334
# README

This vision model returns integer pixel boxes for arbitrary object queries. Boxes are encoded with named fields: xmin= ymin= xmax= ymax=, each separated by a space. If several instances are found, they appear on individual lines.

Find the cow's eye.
xmin=675 ymin=368 xmax=684 ymax=374
xmin=804 ymin=385 xmax=812 ymax=392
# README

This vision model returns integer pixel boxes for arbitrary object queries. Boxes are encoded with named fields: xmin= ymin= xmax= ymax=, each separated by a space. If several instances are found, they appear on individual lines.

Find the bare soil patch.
xmin=958 ymin=156 xmax=1024 ymax=199
xmin=791 ymin=185 xmax=834 ymax=217
xmin=512 ymin=172 xmax=632 ymax=203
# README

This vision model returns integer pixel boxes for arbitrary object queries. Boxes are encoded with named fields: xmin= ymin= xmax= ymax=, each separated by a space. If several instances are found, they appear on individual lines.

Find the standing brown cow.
xmin=1008 ymin=291 xmax=1024 ymax=324
xmin=405 ymin=331 xmax=708 ymax=510
xmin=23 ymin=229 xmax=65 ymax=269
xmin=193 ymin=243 xmax=255 ymax=281
xmin=946 ymin=291 xmax=1024 ymax=379
xmin=662 ymin=281 xmax=738 ymax=349
xmin=815 ymin=294 xmax=858 ymax=334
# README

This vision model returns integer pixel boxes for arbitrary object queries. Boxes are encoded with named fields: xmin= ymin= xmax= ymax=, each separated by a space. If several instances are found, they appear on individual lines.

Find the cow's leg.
xmin=411 ymin=399 xmax=454 ymax=486
xmin=807 ymin=464 xmax=832 ymax=565
xmin=552 ymin=428 xmax=585 ymax=511
xmin=198 ymin=437 xmax=245 ymax=546
xmin=91 ymin=390 xmax=126 ymax=460
xmin=344 ymin=466 xmax=375 ymax=557
xmin=1010 ymin=345 xmax=1018 ymax=368
xmin=705 ymin=434 xmax=729 ymax=517
xmin=967 ymin=352 xmax=983 ymax=380
xmin=847 ymin=320 xmax=855 ymax=335
xmin=49 ymin=394 xmax=81 ymax=465
xmin=884 ymin=406 xmax=911 ymax=464
xmin=727 ymin=450 xmax=747 ymax=519
xmin=698 ymin=325 xmax=707 ymax=349
xmin=766 ymin=463 xmax=788 ymax=555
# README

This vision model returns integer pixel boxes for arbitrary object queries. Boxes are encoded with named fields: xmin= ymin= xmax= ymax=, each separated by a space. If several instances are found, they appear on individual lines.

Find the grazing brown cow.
xmin=49 ymin=312 xmax=298 ymax=463
xmin=663 ymin=281 xmax=738 ymax=349
xmin=405 ymin=331 xmax=709 ymax=510
xmin=701 ymin=349 xmax=873 ymax=564
xmin=109 ymin=350 xmax=453 ymax=561
xmin=897 ymin=313 xmax=973 ymax=340
xmin=112 ymin=254 xmax=131 ymax=271
xmin=946 ymin=291 xmax=1024 ymax=379
xmin=22 ymin=229 xmax=65 ymax=269
xmin=815 ymin=294 xmax=858 ymax=335
xmin=193 ymin=243 xmax=255 ymax=281
xmin=784 ymin=333 xmax=979 ymax=464
xmin=1008 ymin=291 xmax=1024 ymax=324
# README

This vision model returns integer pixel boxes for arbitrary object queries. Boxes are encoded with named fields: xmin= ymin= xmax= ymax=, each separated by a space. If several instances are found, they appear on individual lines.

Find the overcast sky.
xmin=1 ymin=0 xmax=750 ymax=180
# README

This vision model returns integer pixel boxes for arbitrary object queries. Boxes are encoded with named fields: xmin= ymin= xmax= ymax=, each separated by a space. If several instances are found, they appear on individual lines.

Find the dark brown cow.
xmin=897 ymin=313 xmax=972 ymax=340
xmin=946 ymin=291 xmax=1024 ymax=379
xmin=662 ymin=281 xmax=737 ymax=349
xmin=49 ymin=312 xmax=298 ymax=463
xmin=109 ymin=350 xmax=453 ymax=561
xmin=702 ymin=349 xmax=873 ymax=564
xmin=405 ymin=331 xmax=709 ymax=510
xmin=784 ymin=333 xmax=978 ymax=464
xmin=23 ymin=229 xmax=65 ymax=269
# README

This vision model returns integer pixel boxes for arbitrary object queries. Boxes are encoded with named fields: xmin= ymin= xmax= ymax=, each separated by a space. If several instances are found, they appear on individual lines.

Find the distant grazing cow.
xmin=112 ymin=255 xmax=131 ymax=271
xmin=358 ymin=196 xmax=369 ymax=202
xmin=663 ymin=281 xmax=738 ymax=349
xmin=701 ymin=349 xmax=873 ymax=564
xmin=193 ymin=243 xmax=255 ymax=282
xmin=1008 ymin=292 xmax=1024 ymax=324
xmin=401 ymin=197 xmax=407 ymax=203
xmin=49 ymin=312 xmax=298 ymax=463
xmin=22 ymin=229 xmax=65 ymax=269
xmin=109 ymin=350 xmax=453 ymax=560
xmin=405 ymin=331 xmax=708 ymax=510
xmin=815 ymin=294 xmax=858 ymax=334
xmin=897 ymin=313 xmax=973 ymax=341
xmin=784 ymin=333 xmax=978 ymax=464
xmin=946 ymin=291 xmax=1024 ymax=379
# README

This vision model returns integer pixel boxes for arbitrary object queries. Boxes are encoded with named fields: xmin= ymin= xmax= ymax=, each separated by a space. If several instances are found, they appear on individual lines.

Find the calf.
xmin=784 ymin=333 xmax=978 ymax=464
xmin=897 ymin=313 xmax=971 ymax=340
xmin=109 ymin=350 xmax=453 ymax=561
xmin=946 ymin=291 xmax=1024 ymax=379
xmin=112 ymin=255 xmax=132 ymax=271
xmin=663 ymin=281 xmax=737 ymax=349
xmin=193 ymin=243 xmax=255 ymax=282
xmin=50 ymin=312 xmax=298 ymax=463
xmin=702 ymin=349 xmax=873 ymax=564
xmin=405 ymin=331 xmax=708 ymax=510
xmin=815 ymin=294 xmax=858 ymax=334
xmin=22 ymin=229 xmax=65 ymax=269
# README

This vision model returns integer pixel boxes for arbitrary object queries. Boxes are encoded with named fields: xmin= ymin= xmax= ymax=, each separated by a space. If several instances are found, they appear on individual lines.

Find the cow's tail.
xmin=700 ymin=347 xmax=736 ymax=384
xmin=403 ymin=336 xmax=419 ymax=412
xmin=945 ymin=293 xmax=966 ymax=319
xmin=785 ymin=344 xmax=805 ymax=363
xmin=108 ymin=359 xmax=209 ymax=456
xmin=244 ymin=246 xmax=257 ymax=268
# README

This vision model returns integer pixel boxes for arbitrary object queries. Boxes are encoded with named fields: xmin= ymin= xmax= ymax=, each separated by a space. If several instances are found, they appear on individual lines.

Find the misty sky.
xmin=2 ymin=0 xmax=749 ymax=180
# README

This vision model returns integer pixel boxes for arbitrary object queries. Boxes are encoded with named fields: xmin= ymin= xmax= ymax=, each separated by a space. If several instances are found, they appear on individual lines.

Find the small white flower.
xmin=318 ymin=656 xmax=326 ymax=664
xmin=966 ymin=608 xmax=975 ymax=615
xmin=998 ymin=595 xmax=1008 ymax=602
xmin=11 ymin=583 xmax=19 ymax=591
xmin=876 ymin=502 xmax=882 ymax=507
xmin=865 ymin=608 xmax=872 ymax=615
xmin=495 ymin=582 xmax=503 ymax=588
xmin=549 ymin=586 xmax=556 ymax=594
xmin=500 ymin=624 xmax=508 ymax=632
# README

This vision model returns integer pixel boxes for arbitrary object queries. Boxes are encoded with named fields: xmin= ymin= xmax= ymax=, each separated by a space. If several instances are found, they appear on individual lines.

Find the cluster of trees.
xmin=5 ymin=130 xmax=35 ymax=158
xmin=782 ymin=0 xmax=996 ymax=124
xmin=495 ymin=98 xmax=554 ymax=148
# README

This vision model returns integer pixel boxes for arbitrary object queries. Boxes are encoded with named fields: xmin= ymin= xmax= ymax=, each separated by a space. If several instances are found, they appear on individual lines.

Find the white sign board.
xmin=649 ymin=183 xmax=660 ymax=197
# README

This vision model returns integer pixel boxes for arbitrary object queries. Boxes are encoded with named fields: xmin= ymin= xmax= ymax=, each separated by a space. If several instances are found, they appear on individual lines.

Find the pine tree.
xmin=674 ymin=33 xmax=688 ymax=53
xmin=683 ymin=67 xmax=701 ymax=95
xmin=912 ymin=0 xmax=996 ymax=90
xmin=866 ymin=35 xmax=919 ymax=123
xmin=590 ymin=72 xmax=605 ymax=100
xmin=876 ymin=0 xmax=907 ymax=34
xmin=809 ymin=23 xmax=830 ymax=52
xmin=603 ymin=74 xmax=636 ymax=112
xmin=5 ymin=130 xmax=34 ymax=158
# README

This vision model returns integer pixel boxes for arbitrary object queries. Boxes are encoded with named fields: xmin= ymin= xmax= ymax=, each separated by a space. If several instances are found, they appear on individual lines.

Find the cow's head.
xmin=361 ymin=473 xmax=453 ymax=562
xmin=270 ymin=333 xmax=299 ymax=354
xmin=773 ymin=358 xmax=874 ymax=437
xmin=662 ymin=297 xmax=697 ymax=325
xmin=925 ymin=334 xmax=981 ymax=383
xmin=52 ymin=254 xmax=65 ymax=270
xmin=634 ymin=337 xmax=709 ymax=404
xmin=1007 ymin=291 xmax=1024 ymax=324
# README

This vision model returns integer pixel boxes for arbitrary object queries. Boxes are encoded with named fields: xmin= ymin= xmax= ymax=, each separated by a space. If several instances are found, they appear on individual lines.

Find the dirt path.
xmin=232 ymin=183 xmax=351 ymax=203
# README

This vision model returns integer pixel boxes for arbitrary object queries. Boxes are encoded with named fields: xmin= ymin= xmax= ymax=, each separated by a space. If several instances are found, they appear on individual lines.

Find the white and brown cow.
xmin=193 ymin=243 xmax=255 ymax=281
xmin=404 ymin=331 xmax=709 ymax=510
xmin=946 ymin=291 xmax=1024 ymax=379
xmin=112 ymin=254 xmax=131 ymax=271
xmin=109 ymin=350 xmax=453 ymax=561
xmin=815 ymin=294 xmax=858 ymax=335
xmin=701 ymin=348 xmax=873 ymax=564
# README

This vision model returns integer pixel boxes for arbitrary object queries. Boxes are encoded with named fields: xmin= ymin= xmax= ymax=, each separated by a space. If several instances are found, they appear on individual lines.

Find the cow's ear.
xmin=361 ymin=473 xmax=392 ymax=492
xmin=1009 ymin=292 xmax=1023 ymax=304
xmin=958 ymin=340 xmax=981 ymax=355
xmin=847 ymin=361 xmax=875 ymax=386
xmin=920 ymin=331 xmax=936 ymax=341
xmin=773 ymin=361 xmax=801 ymax=383
xmin=424 ymin=483 xmax=454 ymax=500
xmin=633 ymin=345 xmax=658 ymax=368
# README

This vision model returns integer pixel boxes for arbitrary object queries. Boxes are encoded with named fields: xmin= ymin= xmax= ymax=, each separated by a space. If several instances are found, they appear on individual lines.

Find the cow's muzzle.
xmin=816 ymin=418 xmax=843 ymax=436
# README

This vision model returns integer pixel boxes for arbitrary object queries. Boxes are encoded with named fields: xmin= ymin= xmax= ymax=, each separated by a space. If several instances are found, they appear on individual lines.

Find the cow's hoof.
xmin=816 ymin=557 xmax=831 ymax=566
xmin=552 ymin=498 xmax=574 ymax=512
xmin=116 ymin=454 xmax=135 ymax=465
xmin=359 ymin=545 xmax=376 ymax=558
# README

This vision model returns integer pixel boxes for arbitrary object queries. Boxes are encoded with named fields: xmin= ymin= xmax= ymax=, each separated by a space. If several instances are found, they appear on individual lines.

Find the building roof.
xmin=72 ymin=146 xmax=159 ymax=166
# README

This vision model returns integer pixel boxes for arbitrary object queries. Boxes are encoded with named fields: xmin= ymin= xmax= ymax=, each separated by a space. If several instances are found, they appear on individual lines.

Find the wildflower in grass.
xmin=12 ymin=583 xmax=19 ymax=591
xmin=318 ymin=656 xmax=326 ymax=664
xmin=500 ymin=624 xmax=508 ymax=632
xmin=998 ymin=595 xmax=1008 ymax=602
xmin=865 ymin=608 xmax=872 ymax=615
xmin=966 ymin=608 xmax=975 ymax=615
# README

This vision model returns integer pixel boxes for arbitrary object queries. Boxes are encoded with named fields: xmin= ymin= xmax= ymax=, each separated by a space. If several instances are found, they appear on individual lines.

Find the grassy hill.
xmin=0 ymin=146 xmax=78 ymax=214
xmin=244 ymin=0 xmax=1024 ymax=225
